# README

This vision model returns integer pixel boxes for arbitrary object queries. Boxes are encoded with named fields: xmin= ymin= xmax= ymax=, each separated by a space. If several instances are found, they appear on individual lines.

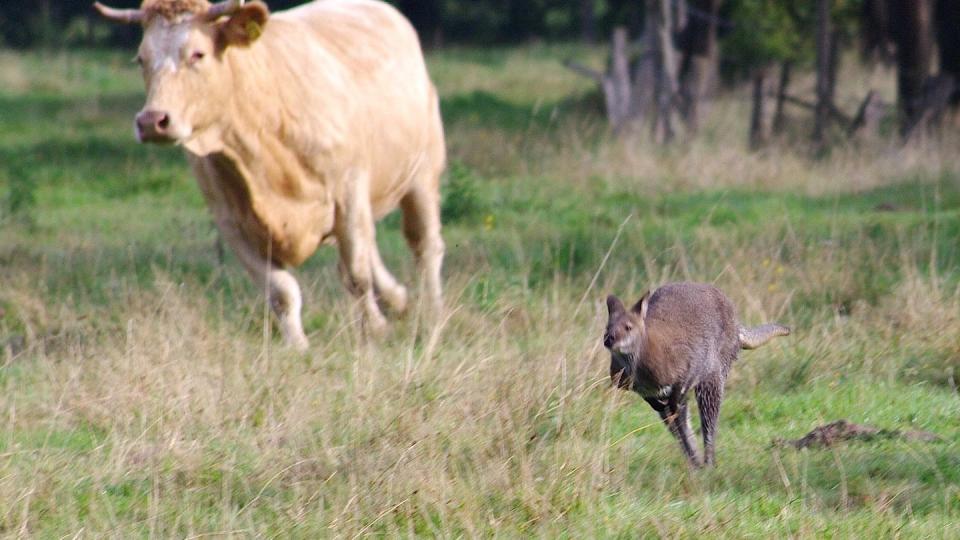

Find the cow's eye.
xmin=189 ymin=51 xmax=205 ymax=64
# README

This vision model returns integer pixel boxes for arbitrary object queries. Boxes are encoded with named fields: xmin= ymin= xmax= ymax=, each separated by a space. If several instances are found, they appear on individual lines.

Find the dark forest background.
xmin=4 ymin=0 xmax=645 ymax=48
xmin=1 ymin=1 xmax=958 ymax=139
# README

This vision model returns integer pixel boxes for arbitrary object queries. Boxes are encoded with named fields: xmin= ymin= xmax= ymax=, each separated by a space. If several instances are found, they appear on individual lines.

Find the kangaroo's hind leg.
xmin=646 ymin=393 xmax=702 ymax=467
xmin=695 ymin=375 xmax=726 ymax=466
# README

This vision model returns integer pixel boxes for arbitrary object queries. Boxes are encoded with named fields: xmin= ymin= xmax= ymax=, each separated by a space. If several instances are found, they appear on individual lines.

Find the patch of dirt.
xmin=873 ymin=202 xmax=899 ymax=212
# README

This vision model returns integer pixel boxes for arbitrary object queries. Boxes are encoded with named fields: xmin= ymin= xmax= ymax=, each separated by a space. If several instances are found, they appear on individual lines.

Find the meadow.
xmin=0 ymin=45 xmax=958 ymax=537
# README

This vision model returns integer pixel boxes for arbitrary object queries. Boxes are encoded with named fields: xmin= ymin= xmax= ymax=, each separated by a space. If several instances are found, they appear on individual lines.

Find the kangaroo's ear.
xmin=631 ymin=290 xmax=650 ymax=320
xmin=606 ymin=294 xmax=625 ymax=316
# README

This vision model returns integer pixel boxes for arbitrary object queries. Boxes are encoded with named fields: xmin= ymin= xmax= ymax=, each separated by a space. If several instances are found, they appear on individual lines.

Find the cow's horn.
xmin=205 ymin=0 xmax=245 ymax=20
xmin=92 ymin=2 xmax=145 ymax=24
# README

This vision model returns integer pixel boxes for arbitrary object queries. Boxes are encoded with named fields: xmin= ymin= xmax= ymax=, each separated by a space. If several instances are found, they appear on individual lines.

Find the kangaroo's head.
xmin=603 ymin=292 xmax=649 ymax=355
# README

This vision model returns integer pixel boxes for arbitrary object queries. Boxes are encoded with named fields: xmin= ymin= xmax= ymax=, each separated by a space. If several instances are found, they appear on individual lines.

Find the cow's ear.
xmin=217 ymin=2 xmax=269 ymax=48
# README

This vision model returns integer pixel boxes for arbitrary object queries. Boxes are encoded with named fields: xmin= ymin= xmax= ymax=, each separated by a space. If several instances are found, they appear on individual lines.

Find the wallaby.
xmin=603 ymin=282 xmax=790 ymax=467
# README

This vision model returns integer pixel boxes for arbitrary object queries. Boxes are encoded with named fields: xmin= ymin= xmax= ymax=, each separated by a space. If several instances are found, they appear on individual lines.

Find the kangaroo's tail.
xmin=739 ymin=323 xmax=790 ymax=350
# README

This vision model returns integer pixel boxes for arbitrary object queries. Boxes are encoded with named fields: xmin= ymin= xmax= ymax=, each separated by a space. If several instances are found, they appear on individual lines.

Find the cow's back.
xmin=279 ymin=0 xmax=425 ymax=80
xmin=271 ymin=0 xmax=444 ymax=216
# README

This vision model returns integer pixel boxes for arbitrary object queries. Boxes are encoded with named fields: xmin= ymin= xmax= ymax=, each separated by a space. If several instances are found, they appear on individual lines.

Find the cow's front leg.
xmin=370 ymin=246 xmax=408 ymax=315
xmin=263 ymin=268 xmax=309 ymax=350
xmin=335 ymin=172 xmax=388 ymax=333
xmin=219 ymin=227 xmax=309 ymax=350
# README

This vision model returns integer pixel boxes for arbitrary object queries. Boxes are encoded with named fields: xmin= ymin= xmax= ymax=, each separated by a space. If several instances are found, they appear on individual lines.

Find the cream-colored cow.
xmin=96 ymin=0 xmax=446 ymax=349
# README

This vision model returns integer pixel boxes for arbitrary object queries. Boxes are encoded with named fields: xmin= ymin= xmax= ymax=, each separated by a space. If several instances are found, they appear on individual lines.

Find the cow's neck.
xmin=184 ymin=42 xmax=294 ymax=161
xmin=184 ymin=36 xmax=342 ymax=186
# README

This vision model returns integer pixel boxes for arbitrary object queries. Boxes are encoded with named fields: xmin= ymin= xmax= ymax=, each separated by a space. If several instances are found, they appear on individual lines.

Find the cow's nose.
xmin=135 ymin=110 xmax=172 ymax=141
xmin=603 ymin=334 xmax=614 ymax=348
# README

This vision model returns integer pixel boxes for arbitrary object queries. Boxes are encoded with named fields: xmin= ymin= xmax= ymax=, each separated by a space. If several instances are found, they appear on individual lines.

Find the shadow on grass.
xmin=441 ymin=90 xmax=598 ymax=132
xmin=0 ymin=92 xmax=187 ymax=200
xmin=0 ymin=93 xmax=143 ymax=125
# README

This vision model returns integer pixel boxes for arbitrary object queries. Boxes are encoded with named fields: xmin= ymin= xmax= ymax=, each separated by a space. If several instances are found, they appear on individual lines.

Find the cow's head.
xmin=95 ymin=0 xmax=268 ymax=144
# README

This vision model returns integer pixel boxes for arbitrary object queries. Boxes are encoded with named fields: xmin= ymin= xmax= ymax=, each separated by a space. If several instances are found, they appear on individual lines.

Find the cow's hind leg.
xmin=400 ymin=181 xmax=444 ymax=315
xmin=220 ymin=228 xmax=309 ymax=350
xmin=335 ymin=172 xmax=388 ymax=333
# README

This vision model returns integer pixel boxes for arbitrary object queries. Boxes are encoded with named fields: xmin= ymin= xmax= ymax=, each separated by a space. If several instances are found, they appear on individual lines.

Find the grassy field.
xmin=1 ymin=45 xmax=959 ymax=537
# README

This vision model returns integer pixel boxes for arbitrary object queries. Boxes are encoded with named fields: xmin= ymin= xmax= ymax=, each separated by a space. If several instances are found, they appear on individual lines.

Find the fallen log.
xmin=767 ymin=92 xmax=852 ymax=127
xmin=774 ymin=419 xmax=940 ymax=449
xmin=847 ymin=89 xmax=886 ymax=136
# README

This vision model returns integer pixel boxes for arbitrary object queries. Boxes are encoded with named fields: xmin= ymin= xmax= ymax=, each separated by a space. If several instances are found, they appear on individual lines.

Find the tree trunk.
xmin=934 ymin=0 xmax=960 ymax=106
xmin=673 ymin=0 xmax=688 ymax=35
xmin=564 ymin=26 xmax=650 ymax=133
xmin=651 ymin=0 xmax=679 ymax=143
xmin=828 ymin=30 xmax=841 ymax=101
xmin=631 ymin=14 xmax=658 ymax=124
xmin=813 ymin=0 xmax=832 ymax=146
xmin=861 ymin=0 xmax=893 ymax=63
xmin=772 ymin=61 xmax=793 ymax=134
xmin=581 ymin=0 xmax=597 ymax=43
xmin=888 ymin=0 xmax=933 ymax=131
xmin=608 ymin=27 xmax=634 ymax=131
xmin=750 ymin=68 xmax=769 ymax=150
xmin=678 ymin=0 xmax=721 ymax=133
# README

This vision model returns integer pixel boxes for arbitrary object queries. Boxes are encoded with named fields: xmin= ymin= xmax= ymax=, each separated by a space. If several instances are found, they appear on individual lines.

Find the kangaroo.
xmin=603 ymin=282 xmax=789 ymax=467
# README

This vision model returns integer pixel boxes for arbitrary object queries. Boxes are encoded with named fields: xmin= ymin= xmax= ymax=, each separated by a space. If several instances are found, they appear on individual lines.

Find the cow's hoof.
xmin=380 ymin=285 xmax=408 ymax=316
xmin=287 ymin=334 xmax=309 ymax=352
xmin=364 ymin=312 xmax=389 ymax=337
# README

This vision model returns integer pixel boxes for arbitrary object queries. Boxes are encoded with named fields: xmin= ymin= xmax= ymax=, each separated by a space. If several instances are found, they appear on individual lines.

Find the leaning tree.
xmin=566 ymin=0 xmax=726 ymax=141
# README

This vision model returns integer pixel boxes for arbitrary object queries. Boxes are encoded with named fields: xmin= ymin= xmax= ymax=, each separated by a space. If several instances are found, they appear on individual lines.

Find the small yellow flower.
xmin=767 ymin=283 xmax=778 ymax=292
xmin=776 ymin=266 xmax=785 ymax=275
xmin=762 ymin=258 xmax=771 ymax=267
xmin=483 ymin=214 xmax=495 ymax=231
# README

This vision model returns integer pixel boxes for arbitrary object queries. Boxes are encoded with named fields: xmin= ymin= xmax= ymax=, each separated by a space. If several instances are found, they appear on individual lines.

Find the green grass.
xmin=1 ymin=45 xmax=959 ymax=537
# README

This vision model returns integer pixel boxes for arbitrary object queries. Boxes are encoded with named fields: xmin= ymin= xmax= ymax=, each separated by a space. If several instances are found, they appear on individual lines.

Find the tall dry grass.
xmin=2 ymin=226 xmax=957 ymax=535
xmin=0 ymin=46 xmax=958 ymax=536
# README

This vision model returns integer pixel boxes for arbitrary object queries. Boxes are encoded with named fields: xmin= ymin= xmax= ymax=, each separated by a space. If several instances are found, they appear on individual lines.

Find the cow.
xmin=94 ymin=0 xmax=446 ymax=350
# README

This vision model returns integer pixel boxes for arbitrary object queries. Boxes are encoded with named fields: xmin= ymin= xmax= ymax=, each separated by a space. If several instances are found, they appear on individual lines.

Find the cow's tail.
xmin=739 ymin=323 xmax=790 ymax=350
